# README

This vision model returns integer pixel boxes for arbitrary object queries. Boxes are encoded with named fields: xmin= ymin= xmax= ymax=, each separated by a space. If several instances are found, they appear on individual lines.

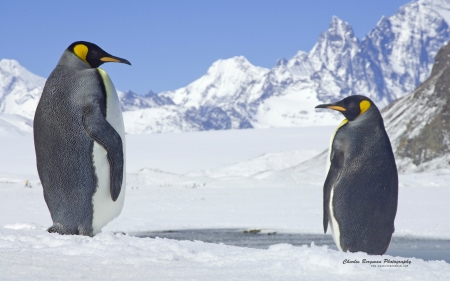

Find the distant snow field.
xmin=1 ymin=126 xmax=450 ymax=280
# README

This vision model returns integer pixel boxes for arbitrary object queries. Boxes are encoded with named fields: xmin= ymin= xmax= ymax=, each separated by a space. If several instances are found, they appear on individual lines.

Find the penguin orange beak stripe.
xmin=100 ymin=57 xmax=121 ymax=63
xmin=100 ymin=56 xmax=132 ymax=65
xmin=327 ymin=105 xmax=346 ymax=112
xmin=315 ymin=103 xmax=347 ymax=112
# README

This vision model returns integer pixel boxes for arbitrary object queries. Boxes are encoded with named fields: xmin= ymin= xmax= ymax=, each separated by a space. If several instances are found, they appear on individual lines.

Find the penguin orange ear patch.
xmin=359 ymin=100 xmax=371 ymax=116
xmin=73 ymin=44 xmax=90 ymax=66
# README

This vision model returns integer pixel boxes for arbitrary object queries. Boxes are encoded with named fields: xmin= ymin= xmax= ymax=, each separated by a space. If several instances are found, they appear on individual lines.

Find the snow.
xmin=125 ymin=126 xmax=335 ymax=174
xmin=3 ymin=227 xmax=449 ymax=281
xmin=1 ymin=126 xmax=450 ymax=279
xmin=2 ymin=2 xmax=450 ymax=277
xmin=422 ymin=0 xmax=450 ymax=24
xmin=0 ymin=114 xmax=33 ymax=136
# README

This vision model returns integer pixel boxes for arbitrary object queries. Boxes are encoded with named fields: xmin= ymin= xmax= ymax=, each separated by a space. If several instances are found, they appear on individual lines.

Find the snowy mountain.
xmin=362 ymin=0 xmax=450 ymax=102
xmin=131 ymin=0 xmax=450 ymax=133
xmin=2 ymin=0 xmax=450 ymax=134
xmin=118 ymin=90 xmax=174 ymax=111
xmin=0 ymin=59 xmax=44 ymax=120
xmin=298 ymin=40 xmax=450 ymax=173
xmin=0 ymin=59 xmax=44 ymax=135
xmin=162 ymin=56 xmax=267 ymax=130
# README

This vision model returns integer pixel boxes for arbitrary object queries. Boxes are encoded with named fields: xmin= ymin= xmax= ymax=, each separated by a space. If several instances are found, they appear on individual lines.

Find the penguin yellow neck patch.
xmin=359 ymin=100 xmax=371 ymax=116
xmin=73 ymin=44 xmax=90 ymax=66
xmin=338 ymin=119 xmax=348 ymax=128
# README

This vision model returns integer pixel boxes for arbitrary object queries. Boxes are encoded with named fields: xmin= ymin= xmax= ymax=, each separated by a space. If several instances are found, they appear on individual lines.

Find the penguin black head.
xmin=315 ymin=95 xmax=375 ymax=121
xmin=67 ymin=41 xmax=131 ymax=68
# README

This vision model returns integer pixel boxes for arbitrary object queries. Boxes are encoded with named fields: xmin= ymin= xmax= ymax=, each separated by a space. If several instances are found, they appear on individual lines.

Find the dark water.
xmin=132 ymin=229 xmax=450 ymax=263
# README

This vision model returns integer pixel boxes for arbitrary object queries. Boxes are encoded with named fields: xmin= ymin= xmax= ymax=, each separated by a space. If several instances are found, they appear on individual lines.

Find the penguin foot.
xmin=47 ymin=223 xmax=94 ymax=237
xmin=47 ymin=223 xmax=73 ymax=235
xmin=78 ymin=227 xmax=94 ymax=237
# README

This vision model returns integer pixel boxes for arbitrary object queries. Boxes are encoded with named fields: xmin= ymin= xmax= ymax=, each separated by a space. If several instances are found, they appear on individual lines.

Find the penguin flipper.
xmin=82 ymin=105 xmax=123 ymax=201
xmin=323 ymin=148 xmax=345 ymax=234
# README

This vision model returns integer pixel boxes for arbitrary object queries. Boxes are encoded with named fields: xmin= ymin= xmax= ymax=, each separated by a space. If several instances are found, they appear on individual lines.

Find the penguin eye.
xmin=359 ymin=100 xmax=371 ymax=116
xmin=73 ymin=44 xmax=90 ymax=66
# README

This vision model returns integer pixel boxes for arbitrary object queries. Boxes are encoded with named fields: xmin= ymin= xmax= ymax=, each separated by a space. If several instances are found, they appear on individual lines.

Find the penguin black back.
xmin=316 ymin=95 xmax=398 ymax=255
xmin=34 ymin=41 xmax=130 ymax=236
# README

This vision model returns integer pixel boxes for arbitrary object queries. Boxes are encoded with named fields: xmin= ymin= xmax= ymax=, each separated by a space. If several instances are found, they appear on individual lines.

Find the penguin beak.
xmin=315 ymin=103 xmax=346 ymax=112
xmin=100 ymin=55 xmax=132 ymax=65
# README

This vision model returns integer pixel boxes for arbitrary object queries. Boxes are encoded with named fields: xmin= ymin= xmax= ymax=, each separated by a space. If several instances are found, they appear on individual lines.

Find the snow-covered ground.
xmin=1 ymin=126 xmax=450 ymax=280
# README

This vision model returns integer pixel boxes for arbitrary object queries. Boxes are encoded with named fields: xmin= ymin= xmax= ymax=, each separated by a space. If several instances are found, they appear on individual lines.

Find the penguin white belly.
xmin=329 ymin=188 xmax=343 ymax=251
xmin=326 ymin=119 xmax=348 ymax=252
xmin=91 ymin=68 xmax=126 ymax=234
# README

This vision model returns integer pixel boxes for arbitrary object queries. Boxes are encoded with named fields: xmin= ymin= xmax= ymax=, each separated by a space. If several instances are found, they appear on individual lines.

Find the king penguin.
xmin=315 ymin=95 xmax=398 ymax=255
xmin=34 ymin=41 xmax=131 ymax=236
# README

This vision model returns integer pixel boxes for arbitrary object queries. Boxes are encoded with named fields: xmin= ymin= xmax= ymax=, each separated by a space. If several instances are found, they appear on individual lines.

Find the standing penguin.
xmin=34 ymin=41 xmax=130 ymax=236
xmin=315 ymin=95 xmax=398 ymax=255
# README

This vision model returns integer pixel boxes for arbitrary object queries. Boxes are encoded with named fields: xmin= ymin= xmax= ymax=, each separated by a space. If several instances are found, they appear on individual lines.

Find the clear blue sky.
xmin=1 ymin=0 xmax=410 ymax=94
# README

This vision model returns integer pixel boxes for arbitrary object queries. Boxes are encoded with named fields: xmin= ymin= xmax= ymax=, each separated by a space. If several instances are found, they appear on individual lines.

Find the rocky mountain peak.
xmin=208 ymin=56 xmax=248 ymax=70
xmin=328 ymin=16 xmax=356 ymax=40
xmin=275 ymin=58 xmax=287 ymax=67
xmin=361 ymin=0 xmax=450 ymax=104
xmin=119 ymin=89 xmax=174 ymax=111
xmin=310 ymin=16 xmax=359 ymax=66
xmin=383 ymin=42 xmax=450 ymax=171
xmin=430 ymin=40 xmax=450 ymax=76
xmin=160 ymin=56 xmax=269 ymax=109
xmin=145 ymin=90 xmax=157 ymax=97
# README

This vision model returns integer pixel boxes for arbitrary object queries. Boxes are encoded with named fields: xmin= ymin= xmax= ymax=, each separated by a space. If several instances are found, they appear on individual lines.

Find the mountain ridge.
xmin=383 ymin=40 xmax=450 ymax=172
xmin=2 ymin=0 xmax=450 ymax=134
